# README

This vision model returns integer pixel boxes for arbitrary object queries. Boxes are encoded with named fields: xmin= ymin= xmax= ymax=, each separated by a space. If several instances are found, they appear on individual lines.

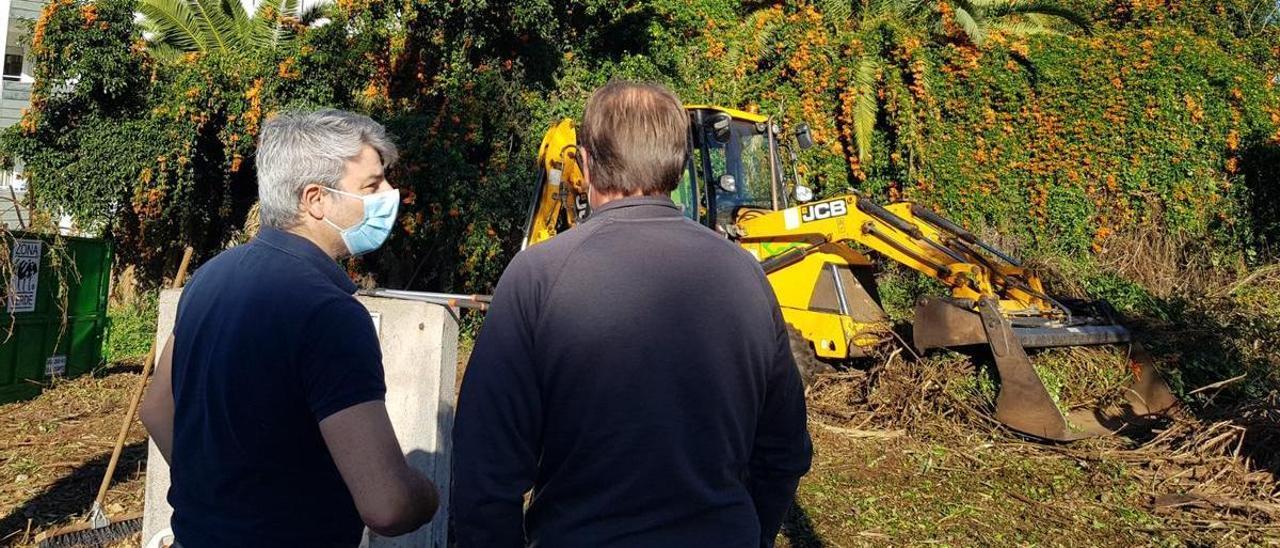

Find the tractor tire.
xmin=787 ymin=324 xmax=835 ymax=386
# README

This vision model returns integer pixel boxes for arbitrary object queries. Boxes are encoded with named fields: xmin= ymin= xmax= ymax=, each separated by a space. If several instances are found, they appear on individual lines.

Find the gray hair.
xmin=256 ymin=109 xmax=399 ymax=228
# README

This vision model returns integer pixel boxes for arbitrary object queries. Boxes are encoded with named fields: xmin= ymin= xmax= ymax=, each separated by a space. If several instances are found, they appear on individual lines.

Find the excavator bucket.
xmin=913 ymin=296 xmax=1178 ymax=441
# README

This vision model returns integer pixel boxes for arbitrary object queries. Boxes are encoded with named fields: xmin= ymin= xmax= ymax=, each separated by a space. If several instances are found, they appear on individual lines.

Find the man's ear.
xmin=577 ymin=147 xmax=591 ymax=189
xmin=300 ymin=183 xmax=327 ymax=221
xmin=577 ymin=147 xmax=596 ymax=206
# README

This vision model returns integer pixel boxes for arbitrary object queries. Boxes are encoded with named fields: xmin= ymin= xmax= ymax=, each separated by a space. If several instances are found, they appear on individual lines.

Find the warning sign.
xmin=45 ymin=355 xmax=66 ymax=376
xmin=9 ymin=239 xmax=40 ymax=313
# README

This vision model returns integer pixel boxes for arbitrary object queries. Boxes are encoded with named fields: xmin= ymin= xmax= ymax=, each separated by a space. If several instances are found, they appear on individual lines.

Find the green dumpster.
xmin=0 ymin=232 xmax=112 ymax=404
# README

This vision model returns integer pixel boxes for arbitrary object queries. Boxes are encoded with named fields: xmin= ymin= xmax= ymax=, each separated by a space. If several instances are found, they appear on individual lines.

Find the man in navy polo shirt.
xmin=141 ymin=110 xmax=437 ymax=547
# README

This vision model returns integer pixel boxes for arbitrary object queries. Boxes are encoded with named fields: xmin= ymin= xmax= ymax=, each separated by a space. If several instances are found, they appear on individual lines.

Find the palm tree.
xmin=137 ymin=0 xmax=327 ymax=62
xmin=818 ymin=0 xmax=1092 ymax=168
xmin=945 ymin=0 xmax=1093 ymax=45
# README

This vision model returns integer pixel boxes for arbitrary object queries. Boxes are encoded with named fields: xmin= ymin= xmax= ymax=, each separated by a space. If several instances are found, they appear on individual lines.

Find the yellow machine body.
xmin=521 ymin=119 xmax=587 ymax=250
xmin=735 ymin=197 xmax=1055 ymax=320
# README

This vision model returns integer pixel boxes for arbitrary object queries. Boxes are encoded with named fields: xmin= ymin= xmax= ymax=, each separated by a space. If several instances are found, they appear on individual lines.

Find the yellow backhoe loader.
xmin=521 ymin=105 xmax=1178 ymax=441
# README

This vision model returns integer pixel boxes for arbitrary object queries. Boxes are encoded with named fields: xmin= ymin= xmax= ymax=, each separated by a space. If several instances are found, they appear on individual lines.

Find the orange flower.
xmin=1183 ymin=94 xmax=1204 ymax=123
xmin=277 ymin=57 xmax=300 ymax=80
xmin=18 ymin=109 xmax=37 ymax=135
xmin=243 ymin=79 xmax=264 ymax=134
xmin=80 ymin=3 xmax=98 ymax=25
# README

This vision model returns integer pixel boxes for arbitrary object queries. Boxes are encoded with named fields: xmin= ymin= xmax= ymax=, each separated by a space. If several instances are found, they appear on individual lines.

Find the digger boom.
xmin=736 ymin=194 xmax=1050 ymax=317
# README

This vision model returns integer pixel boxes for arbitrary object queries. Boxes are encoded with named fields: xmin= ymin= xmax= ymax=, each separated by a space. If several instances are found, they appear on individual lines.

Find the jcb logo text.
xmin=801 ymin=199 xmax=848 ymax=223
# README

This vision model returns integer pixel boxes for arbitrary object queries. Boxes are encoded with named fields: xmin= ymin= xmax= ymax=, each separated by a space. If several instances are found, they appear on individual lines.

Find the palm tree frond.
xmin=144 ymin=41 xmax=188 ymax=64
xmin=138 ymin=0 xmax=311 ymax=62
xmin=815 ymin=0 xmax=854 ymax=23
xmin=138 ymin=0 xmax=207 ymax=52
xmin=853 ymin=55 xmax=880 ymax=164
xmin=186 ymin=0 xmax=236 ymax=51
xmin=297 ymin=2 xmax=331 ymax=25
xmin=223 ymin=0 xmax=249 ymax=26
xmin=246 ymin=0 xmax=287 ymax=49
xmin=981 ymin=1 xmax=1093 ymax=34
xmin=223 ymin=0 xmax=260 ymax=50
xmin=989 ymin=20 xmax=1062 ymax=38
xmin=953 ymin=6 xmax=984 ymax=44
xmin=281 ymin=0 xmax=302 ymax=18
xmin=949 ymin=0 xmax=982 ymax=20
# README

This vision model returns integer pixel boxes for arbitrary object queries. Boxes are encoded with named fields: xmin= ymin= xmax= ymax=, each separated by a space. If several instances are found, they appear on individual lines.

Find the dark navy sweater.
xmin=452 ymin=196 xmax=813 ymax=547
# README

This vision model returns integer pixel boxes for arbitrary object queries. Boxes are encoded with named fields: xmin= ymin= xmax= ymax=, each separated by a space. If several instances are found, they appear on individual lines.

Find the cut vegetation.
xmin=0 ymin=365 xmax=146 ymax=548
xmin=4 ymin=272 xmax=1278 ymax=546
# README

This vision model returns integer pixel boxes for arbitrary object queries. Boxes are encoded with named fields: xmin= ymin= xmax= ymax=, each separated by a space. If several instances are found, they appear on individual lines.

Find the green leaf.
xmin=954 ymin=7 xmax=984 ymax=44
xmin=980 ymin=0 xmax=1093 ymax=35
xmin=137 ymin=0 xmax=207 ymax=53
xmin=854 ymin=54 xmax=880 ymax=164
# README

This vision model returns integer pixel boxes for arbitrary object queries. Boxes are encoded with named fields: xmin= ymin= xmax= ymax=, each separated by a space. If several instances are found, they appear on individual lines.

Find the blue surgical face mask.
xmin=322 ymin=186 xmax=400 ymax=257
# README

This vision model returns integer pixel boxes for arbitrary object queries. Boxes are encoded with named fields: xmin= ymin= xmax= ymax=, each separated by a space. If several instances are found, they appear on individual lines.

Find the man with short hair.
xmin=452 ymin=82 xmax=813 ymax=547
xmin=141 ymin=109 xmax=438 ymax=547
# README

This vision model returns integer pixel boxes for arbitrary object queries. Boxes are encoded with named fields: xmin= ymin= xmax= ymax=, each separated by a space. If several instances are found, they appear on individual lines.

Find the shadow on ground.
xmin=0 ymin=441 xmax=147 ymax=542
xmin=1133 ymin=293 xmax=1280 ymax=480
xmin=780 ymin=502 xmax=824 ymax=547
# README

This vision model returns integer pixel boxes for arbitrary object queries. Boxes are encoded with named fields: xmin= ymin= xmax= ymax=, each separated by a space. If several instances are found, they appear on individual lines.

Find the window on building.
xmin=2 ymin=53 xmax=23 ymax=82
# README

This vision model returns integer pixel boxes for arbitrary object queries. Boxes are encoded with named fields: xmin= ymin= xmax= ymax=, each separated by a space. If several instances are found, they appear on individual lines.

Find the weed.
xmin=874 ymin=265 xmax=948 ymax=322
xmin=104 ymin=292 xmax=158 ymax=362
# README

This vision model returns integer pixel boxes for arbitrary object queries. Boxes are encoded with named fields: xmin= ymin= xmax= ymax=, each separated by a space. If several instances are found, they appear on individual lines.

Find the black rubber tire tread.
xmin=787 ymin=323 xmax=835 ymax=386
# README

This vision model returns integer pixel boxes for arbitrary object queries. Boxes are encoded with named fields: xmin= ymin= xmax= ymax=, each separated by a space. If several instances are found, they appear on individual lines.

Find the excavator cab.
xmin=522 ymin=106 xmax=795 ymax=244
xmin=521 ymin=106 xmax=1178 ymax=442
xmin=682 ymin=107 xmax=787 ymax=230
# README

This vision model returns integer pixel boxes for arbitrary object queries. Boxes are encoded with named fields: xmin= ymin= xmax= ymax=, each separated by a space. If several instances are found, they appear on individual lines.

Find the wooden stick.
xmin=1188 ymin=374 xmax=1247 ymax=395
xmin=813 ymin=421 xmax=904 ymax=439
xmin=91 ymin=247 xmax=193 ymax=515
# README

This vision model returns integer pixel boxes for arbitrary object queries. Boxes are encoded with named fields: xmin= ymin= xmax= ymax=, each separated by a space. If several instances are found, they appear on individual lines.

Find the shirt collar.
xmin=254 ymin=227 xmax=357 ymax=294
xmin=590 ymin=195 xmax=683 ymax=220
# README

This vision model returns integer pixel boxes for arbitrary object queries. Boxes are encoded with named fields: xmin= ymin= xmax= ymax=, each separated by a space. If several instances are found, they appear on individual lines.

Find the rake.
xmin=36 ymin=247 xmax=193 ymax=548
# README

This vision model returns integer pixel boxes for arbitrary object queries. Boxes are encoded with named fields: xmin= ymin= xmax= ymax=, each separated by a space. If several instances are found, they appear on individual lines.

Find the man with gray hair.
xmin=141 ymin=109 xmax=438 ymax=547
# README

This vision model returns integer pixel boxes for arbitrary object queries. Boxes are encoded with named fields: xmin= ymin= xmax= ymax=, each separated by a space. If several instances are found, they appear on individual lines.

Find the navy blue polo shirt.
xmin=168 ymin=227 xmax=385 ymax=547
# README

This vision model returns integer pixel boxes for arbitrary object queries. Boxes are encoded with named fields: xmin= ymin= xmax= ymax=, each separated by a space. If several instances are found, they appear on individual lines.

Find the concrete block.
xmin=356 ymin=295 xmax=457 ymax=548
xmin=140 ymin=290 xmax=179 ymax=542
xmin=142 ymin=289 xmax=458 ymax=547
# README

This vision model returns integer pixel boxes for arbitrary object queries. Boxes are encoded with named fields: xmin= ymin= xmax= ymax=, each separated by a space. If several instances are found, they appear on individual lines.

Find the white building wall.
xmin=0 ymin=0 xmax=36 ymax=230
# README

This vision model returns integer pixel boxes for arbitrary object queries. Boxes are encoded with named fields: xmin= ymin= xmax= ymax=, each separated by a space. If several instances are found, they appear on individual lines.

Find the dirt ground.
xmin=2 ymin=353 xmax=1278 ymax=547
xmin=781 ymin=355 xmax=1280 ymax=547
xmin=0 ymin=364 xmax=146 ymax=547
